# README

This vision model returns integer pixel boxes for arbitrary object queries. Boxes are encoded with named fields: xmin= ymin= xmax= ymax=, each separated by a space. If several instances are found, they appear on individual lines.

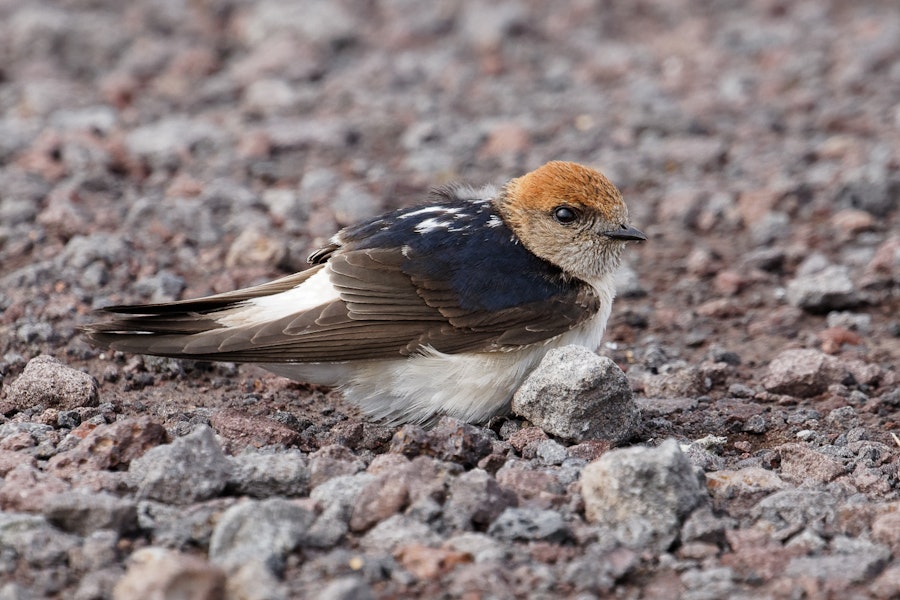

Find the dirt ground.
xmin=0 ymin=1 xmax=898 ymax=598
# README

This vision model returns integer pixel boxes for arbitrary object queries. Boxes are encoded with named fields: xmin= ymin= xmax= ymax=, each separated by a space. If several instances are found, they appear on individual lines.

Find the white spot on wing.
xmin=414 ymin=217 xmax=450 ymax=234
xmin=215 ymin=268 xmax=340 ymax=328
xmin=399 ymin=206 xmax=446 ymax=219
xmin=487 ymin=215 xmax=503 ymax=228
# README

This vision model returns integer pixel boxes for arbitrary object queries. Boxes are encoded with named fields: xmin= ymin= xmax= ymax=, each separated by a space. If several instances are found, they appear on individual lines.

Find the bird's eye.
xmin=553 ymin=206 xmax=578 ymax=224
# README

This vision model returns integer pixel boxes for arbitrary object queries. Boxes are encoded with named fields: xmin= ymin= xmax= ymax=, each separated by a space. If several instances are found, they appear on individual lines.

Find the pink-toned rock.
xmin=776 ymin=443 xmax=847 ymax=484
xmin=736 ymin=189 xmax=780 ymax=227
xmin=113 ymin=547 xmax=225 ymax=600
xmin=48 ymin=417 xmax=168 ymax=476
xmin=209 ymin=409 xmax=301 ymax=448
xmin=0 ymin=464 xmax=70 ymax=512
xmin=479 ymin=122 xmax=531 ymax=158
xmin=830 ymin=208 xmax=874 ymax=235
xmin=872 ymin=512 xmax=900 ymax=554
xmin=395 ymin=543 xmax=472 ymax=580
xmin=495 ymin=462 xmax=565 ymax=509
xmin=761 ymin=348 xmax=848 ymax=397
xmin=0 ymin=449 xmax=37 ymax=476
xmin=705 ymin=467 xmax=787 ymax=499
xmin=871 ymin=564 xmax=900 ymax=600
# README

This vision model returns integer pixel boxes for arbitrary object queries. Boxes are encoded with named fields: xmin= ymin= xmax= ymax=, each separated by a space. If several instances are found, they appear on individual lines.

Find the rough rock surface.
xmin=512 ymin=345 xmax=640 ymax=443
xmin=0 ymin=1 xmax=898 ymax=598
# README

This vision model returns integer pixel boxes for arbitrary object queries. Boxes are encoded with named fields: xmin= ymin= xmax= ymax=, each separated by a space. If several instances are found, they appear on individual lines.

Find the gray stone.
xmin=129 ymin=425 xmax=232 ymax=505
xmin=444 ymin=468 xmax=517 ymax=531
xmin=786 ymin=264 xmax=859 ymax=312
xmin=512 ymin=346 xmax=640 ymax=443
xmin=137 ymin=498 xmax=235 ymax=550
xmin=826 ymin=311 xmax=872 ymax=332
xmin=680 ymin=567 xmax=736 ymax=600
xmin=6 ymin=355 xmax=99 ymax=411
xmin=306 ymin=473 xmax=376 ymax=548
xmin=358 ymin=514 xmax=439 ymax=552
xmin=564 ymin=544 xmax=640 ymax=594
xmin=0 ymin=512 xmax=80 ymax=571
xmin=486 ymin=507 xmax=571 ymax=543
xmin=227 ymin=451 xmax=311 ymax=498
xmin=534 ymin=439 xmax=569 ymax=465
xmin=319 ymin=577 xmax=375 ymax=600
xmin=43 ymin=490 xmax=137 ymax=536
xmin=208 ymin=498 xmax=315 ymax=574
xmin=784 ymin=542 xmax=890 ymax=583
xmin=444 ymin=532 xmax=508 ymax=563
xmin=581 ymin=439 xmax=707 ymax=551
xmin=751 ymin=489 xmax=838 ymax=531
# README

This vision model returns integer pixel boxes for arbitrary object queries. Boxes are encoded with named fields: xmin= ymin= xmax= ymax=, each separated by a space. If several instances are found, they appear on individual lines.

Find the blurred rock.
xmin=44 ymin=490 xmax=137 ymax=536
xmin=444 ymin=468 xmax=517 ymax=531
xmin=226 ymin=451 xmax=310 ymax=498
xmin=581 ymin=439 xmax=707 ymax=551
xmin=113 ymin=547 xmax=225 ymax=600
xmin=762 ymin=348 xmax=849 ymax=397
xmin=786 ymin=264 xmax=860 ymax=312
xmin=512 ymin=346 xmax=640 ymax=443
xmin=486 ymin=507 xmax=571 ymax=543
xmin=129 ymin=425 xmax=232 ymax=504
xmin=209 ymin=498 xmax=315 ymax=574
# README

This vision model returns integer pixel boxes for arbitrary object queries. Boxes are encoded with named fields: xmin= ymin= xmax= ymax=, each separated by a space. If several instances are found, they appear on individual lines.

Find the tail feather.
xmin=81 ymin=267 xmax=322 ymax=357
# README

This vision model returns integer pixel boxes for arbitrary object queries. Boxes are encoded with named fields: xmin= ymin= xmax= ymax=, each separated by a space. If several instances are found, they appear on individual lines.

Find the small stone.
xmin=427 ymin=418 xmax=495 ymax=467
xmin=394 ymin=543 xmax=473 ymax=580
xmin=209 ymin=498 xmax=315 ymax=574
xmin=225 ymin=559 xmax=288 ymax=600
xmin=642 ymin=365 xmax=710 ymax=398
xmin=308 ymin=473 xmax=376 ymax=548
xmin=751 ymin=490 xmax=838 ymax=530
xmin=224 ymin=227 xmax=288 ymax=269
xmin=534 ymin=439 xmax=569 ymax=465
xmin=129 ymin=425 xmax=232 ymax=504
xmin=210 ymin=408 xmax=303 ymax=448
xmin=786 ymin=264 xmax=859 ymax=312
xmin=113 ymin=547 xmax=225 ymax=600
xmin=872 ymin=565 xmax=900 ymax=600
xmin=512 ymin=346 xmax=640 ymax=443
xmin=826 ymin=311 xmax=872 ymax=333
xmin=44 ymin=489 xmax=138 ymax=535
xmin=318 ymin=577 xmax=375 ymax=600
xmin=762 ymin=348 xmax=848 ymax=397
xmin=6 ymin=355 xmax=99 ymax=411
xmin=486 ymin=507 xmax=571 ymax=543
xmin=226 ymin=451 xmax=310 ymax=498
xmin=390 ymin=418 xmax=493 ymax=468
xmin=359 ymin=514 xmax=440 ymax=552
xmin=776 ymin=443 xmax=847 ymax=484
xmin=444 ymin=468 xmax=517 ymax=531
xmin=706 ymin=470 xmax=783 ymax=500
xmin=0 ymin=463 xmax=71 ymax=512
xmin=581 ymin=439 xmax=707 ymax=551
xmin=48 ymin=417 xmax=168 ymax=476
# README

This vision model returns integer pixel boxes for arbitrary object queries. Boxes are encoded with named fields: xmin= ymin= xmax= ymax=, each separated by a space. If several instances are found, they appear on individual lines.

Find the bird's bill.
xmin=603 ymin=225 xmax=647 ymax=241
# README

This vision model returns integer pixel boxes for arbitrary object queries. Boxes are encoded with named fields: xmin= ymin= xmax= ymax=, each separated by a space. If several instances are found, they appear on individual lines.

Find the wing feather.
xmin=84 ymin=245 xmax=601 ymax=362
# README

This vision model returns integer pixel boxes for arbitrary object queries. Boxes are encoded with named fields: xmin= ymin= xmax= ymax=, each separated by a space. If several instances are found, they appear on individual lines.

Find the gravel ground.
xmin=1 ymin=1 xmax=899 ymax=598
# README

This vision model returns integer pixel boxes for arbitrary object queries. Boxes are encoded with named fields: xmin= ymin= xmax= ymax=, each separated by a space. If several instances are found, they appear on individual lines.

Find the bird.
xmin=83 ymin=161 xmax=646 ymax=425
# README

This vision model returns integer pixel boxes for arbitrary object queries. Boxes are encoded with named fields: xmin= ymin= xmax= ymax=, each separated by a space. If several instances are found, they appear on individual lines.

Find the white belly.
xmin=261 ymin=300 xmax=613 ymax=424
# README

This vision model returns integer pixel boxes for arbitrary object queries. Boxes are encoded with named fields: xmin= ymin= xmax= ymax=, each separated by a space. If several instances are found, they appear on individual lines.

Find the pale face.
xmin=496 ymin=161 xmax=643 ymax=283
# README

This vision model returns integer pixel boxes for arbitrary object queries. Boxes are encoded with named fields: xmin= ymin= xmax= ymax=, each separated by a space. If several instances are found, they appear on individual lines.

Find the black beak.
xmin=603 ymin=225 xmax=647 ymax=241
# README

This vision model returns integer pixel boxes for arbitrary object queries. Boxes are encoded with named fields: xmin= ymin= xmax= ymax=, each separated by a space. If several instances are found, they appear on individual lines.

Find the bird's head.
xmin=496 ymin=161 xmax=645 ymax=283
